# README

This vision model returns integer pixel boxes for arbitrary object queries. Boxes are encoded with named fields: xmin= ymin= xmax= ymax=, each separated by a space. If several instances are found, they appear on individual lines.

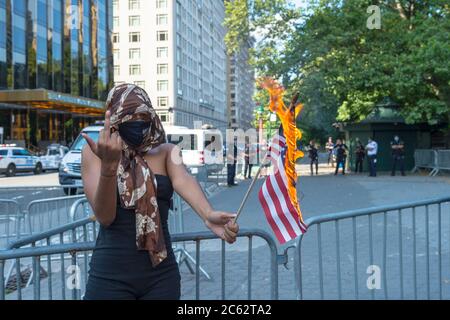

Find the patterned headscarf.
xmin=106 ymin=84 xmax=167 ymax=267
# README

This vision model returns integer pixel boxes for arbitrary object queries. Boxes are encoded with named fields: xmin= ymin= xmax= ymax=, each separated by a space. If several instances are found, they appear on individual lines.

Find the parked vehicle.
xmin=165 ymin=126 xmax=224 ymax=174
xmin=59 ymin=126 xmax=102 ymax=195
xmin=40 ymin=144 xmax=69 ymax=171
xmin=0 ymin=144 xmax=44 ymax=177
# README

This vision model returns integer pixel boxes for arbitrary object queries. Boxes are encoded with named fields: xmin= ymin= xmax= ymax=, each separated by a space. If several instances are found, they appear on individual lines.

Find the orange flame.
xmin=260 ymin=77 xmax=305 ymax=225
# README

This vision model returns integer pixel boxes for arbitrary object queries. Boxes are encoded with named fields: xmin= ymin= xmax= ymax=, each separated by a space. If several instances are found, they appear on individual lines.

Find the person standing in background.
xmin=334 ymin=139 xmax=348 ymax=175
xmin=227 ymin=140 xmax=238 ymax=187
xmin=366 ymin=138 xmax=378 ymax=177
xmin=326 ymin=137 xmax=335 ymax=168
xmin=243 ymin=142 xmax=254 ymax=179
xmin=391 ymin=135 xmax=406 ymax=176
xmin=308 ymin=140 xmax=319 ymax=176
xmin=354 ymin=139 xmax=365 ymax=173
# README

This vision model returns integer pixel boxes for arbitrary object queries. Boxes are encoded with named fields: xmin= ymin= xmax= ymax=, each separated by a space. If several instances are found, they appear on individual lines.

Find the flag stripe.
xmin=271 ymin=171 xmax=304 ymax=234
xmin=276 ymin=159 xmax=308 ymax=231
xmin=258 ymin=189 xmax=286 ymax=243
xmin=260 ymin=182 xmax=292 ymax=242
xmin=258 ymin=128 xmax=307 ymax=244
xmin=274 ymin=170 xmax=307 ymax=233
xmin=266 ymin=176 xmax=300 ymax=238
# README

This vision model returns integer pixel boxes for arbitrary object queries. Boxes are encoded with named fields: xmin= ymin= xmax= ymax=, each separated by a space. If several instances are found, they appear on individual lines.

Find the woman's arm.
xmin=81 ymin=111 xmax=122 ymax=227
xmin=165 ymin=144 xmax=212 ymax=222
xmin=165 ymin=144 xmax=239 ymax=243
xmin=81 ymin=145 xmax=118 ymax=227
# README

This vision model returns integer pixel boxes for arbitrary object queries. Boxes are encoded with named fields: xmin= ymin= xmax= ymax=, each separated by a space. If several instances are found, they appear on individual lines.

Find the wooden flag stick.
xmin=235 ymin=153 xmax=270 ymax=223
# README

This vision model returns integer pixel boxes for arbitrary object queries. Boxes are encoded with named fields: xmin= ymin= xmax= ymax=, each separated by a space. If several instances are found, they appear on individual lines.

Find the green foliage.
xmin=285 ymin=0 xmax=450 ymax=126
xmin=225 ymin=0 xmax=450 ymax=140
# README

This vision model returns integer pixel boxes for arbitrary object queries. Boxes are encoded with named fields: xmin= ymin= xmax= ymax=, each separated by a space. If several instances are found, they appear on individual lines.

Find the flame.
xmin=260 ymin=77 xmax=305 ymax=226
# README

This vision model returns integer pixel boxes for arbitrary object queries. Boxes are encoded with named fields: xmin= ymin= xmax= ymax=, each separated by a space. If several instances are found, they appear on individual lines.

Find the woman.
xmin=81 ymin=84 xmax=239 ymax=300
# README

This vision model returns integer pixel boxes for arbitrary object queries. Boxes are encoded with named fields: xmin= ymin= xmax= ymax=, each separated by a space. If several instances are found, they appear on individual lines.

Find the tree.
xmin=225 ymin=0 xmax=450 ymax=139
xmin=282 ymin=0 xmax=450 ymax=125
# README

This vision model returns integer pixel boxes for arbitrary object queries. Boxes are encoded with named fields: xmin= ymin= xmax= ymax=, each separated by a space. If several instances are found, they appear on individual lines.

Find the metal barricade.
xmin=69 ymin=198 xmax=93 ymax=223
xmin=295 ymin=196 xmax=450 ymax=300
xmin=435 ymin=150 xmax=450 ymax=175
xmin=413 ymin=149 xmax=439 ymax=176
xmin=1 ymin=216 xmax=98 ymax=300
xmin=170 ymin=193 xmax=211 ymax=279
xmin=0 ymin=224 xmax=282 ymax=300
xmin=0 ymin=200 xmax=23 ymax=249
xmin=24 ymin=195 xmax=85 ymax=237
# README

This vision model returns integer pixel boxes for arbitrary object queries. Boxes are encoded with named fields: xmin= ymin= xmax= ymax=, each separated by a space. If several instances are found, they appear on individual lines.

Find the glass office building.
xmin=0 ymin=0 xmax=113 ymax=148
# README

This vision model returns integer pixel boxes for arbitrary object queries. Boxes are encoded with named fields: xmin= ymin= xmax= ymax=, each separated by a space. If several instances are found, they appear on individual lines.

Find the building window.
xmin=134 ymin=81 xmax=145 ymax=89
xmin=157 ymin=47 xmax=168 ymax=58
xmin=157 ymin=31 xmax=169 ymax=41
xmin=129 ymin=48 xmax=141 ymax=60
xmin=113 ymin=17 xmax=119 ymax=28
xmin=129 ymin=0 xmax=140 ymax=10
xmin=113 ymin=49 xmax=120 ymax=62
xmin=129 ymin=32 xmax=141 ymax=43
xmin=129 ymin=15 xmax=140 ymax=27
xmin=157 ymin=80 xmax=169 ymax=91
xmin=129 ymin=65 xmax=141 ymax=75
xmin=114 ymin=66 xmax=120 ymax=77
xmin=113 ymin=0 xmax=119 ymax=11
xmin=157 ymin=64 xmax=168 ymax=75
xmin=112 ymin=33 xmax=120 ymax=43
xmin=156 ymin=14 xmax=168 ymax=26
xmin=156 ymin=0 xmax=167 ymax=9
xmin=158 ymin=112 xmax=169 ymax=123
xmin=157 ymin=97 xmax=169 ymax=108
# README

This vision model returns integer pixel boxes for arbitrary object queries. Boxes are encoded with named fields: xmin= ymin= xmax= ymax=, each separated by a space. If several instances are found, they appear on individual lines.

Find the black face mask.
xmin=118 ymin=120 xmax=151 ymax=148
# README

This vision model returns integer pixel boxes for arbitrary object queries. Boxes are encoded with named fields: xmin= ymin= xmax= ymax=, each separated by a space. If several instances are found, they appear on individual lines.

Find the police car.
xmin=41 ymin=144 xmax=69 ymax=171
xmin=0 ymin=144 xmax=44 ymax=177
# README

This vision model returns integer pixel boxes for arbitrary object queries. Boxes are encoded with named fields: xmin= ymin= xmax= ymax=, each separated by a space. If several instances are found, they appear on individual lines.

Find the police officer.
xmin=354 ymin=139 xmax=365 ymax=173
xmin=391 ymin=135 xmax=406 ymax=176
xmin=227 ymin=140 xmax=238 ymax=186
xmin=308 ymin=140 xmax=319 ymax=176
xmin=334 ymin=139 xmax=348 ymax=175
xmin=244 ymin=142 xmax=254 ymax=179
xmin=366 ymin=138 xmax=378 ymax=177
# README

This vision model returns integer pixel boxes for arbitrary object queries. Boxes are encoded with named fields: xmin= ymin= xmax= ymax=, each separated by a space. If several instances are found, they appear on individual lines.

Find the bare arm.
xmin=81 ymin=111 xmax=122 ymax=227
xmin=81 ymin=145 xmax=118 ymax=227
xmin=165 ymin=144 xmax=239 ymax=243
xmin=166 ymin=144 xmax=213 ymax=222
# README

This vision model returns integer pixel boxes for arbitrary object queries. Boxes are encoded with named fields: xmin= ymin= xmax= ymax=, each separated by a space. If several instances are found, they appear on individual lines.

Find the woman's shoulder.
xmin=153 ymin=143 xmax=178 ymax=155
xmin=146 ymin=143 xmax=180 ymax=162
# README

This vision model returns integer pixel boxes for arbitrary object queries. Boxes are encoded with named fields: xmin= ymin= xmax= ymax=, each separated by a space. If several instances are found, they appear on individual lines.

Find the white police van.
xmin=0 ymin=144 xmax=44 ymax=177
xmin=41 ymin=144 xmax=69 ymax=171
xmin=165 ymin=126 xmax=224 ymax=173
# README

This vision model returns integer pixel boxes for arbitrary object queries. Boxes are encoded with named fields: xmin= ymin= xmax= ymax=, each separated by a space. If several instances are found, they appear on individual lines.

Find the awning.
xmin=0 ymin=89 xmax=106 ymax=116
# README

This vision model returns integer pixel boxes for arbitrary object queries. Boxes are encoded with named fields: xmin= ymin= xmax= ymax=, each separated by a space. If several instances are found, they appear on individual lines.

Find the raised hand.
xmin=82 ymin=111 xmax=122 ymax=176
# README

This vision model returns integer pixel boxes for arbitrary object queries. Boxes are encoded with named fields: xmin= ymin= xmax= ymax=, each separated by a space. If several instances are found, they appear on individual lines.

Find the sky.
xmin=293 ymin=0 xmax=308 ymax=9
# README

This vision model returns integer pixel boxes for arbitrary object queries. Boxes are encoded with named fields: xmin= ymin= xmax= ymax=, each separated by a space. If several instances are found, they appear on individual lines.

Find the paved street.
xmin=2 ymin=166 xmax=450 ymax=300
xmin=180 ymin=165 xmax=450 ymax=299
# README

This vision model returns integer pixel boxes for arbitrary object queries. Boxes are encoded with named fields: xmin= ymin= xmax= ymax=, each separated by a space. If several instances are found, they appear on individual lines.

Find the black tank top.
xmin=88 ymin=175 xmax=177 ymax=280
